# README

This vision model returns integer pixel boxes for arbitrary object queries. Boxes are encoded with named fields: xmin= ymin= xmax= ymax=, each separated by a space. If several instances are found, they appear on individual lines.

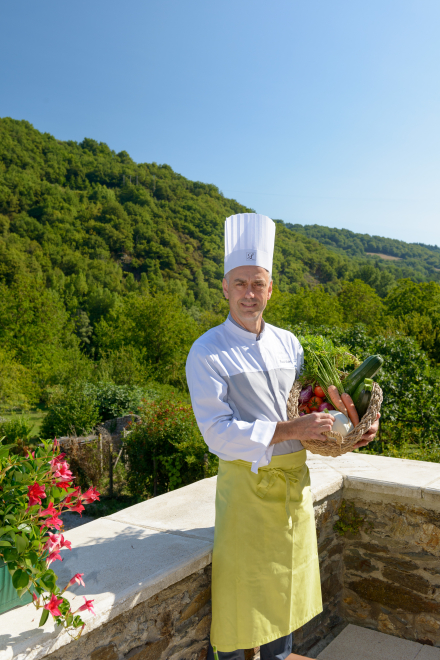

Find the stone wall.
xmin=5 ymin=453 xmax=440 ymax=660
xmin=45 ymin=567 xmax=212 ymax=660
xmin=341 ymin=496 xmax=440 ymax=647
xmin=43 ymin=492 xmax=346 ymax=660
xmin=291 ymin=490 xmax=345 ymax=657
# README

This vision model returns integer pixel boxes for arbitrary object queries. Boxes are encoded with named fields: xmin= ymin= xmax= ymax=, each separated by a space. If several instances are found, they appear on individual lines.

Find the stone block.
xmin=415 ymin=646 xmax=440 ymax=659
xmin=180 ymin=586 xmax=211 ymax=622
xmin=349 ymin=577 xmax=440 ymax=615
xmin=343 ymin=593 xmax=372 ymax=620
xmin=91 ymin=645 xmax=118 ymax=660
xmin=194 ymin=616 xmax=211 ymax=641
xmin=106 ymin=477 xmax=217 ymax=542
xmin=317 ymin=623 xmax=424 ymax=660
xmin=416 ymin=613 xmax=440 ymax=635
xmin=344 ymin=550 xmax=375 ymax=574
xmin=124 ymin=636 xmax=170 ymax=660
xmin=366 ymin=552 xmax=419 ymax=573
xmin=382 ymin=566 xmax=432 ymax=596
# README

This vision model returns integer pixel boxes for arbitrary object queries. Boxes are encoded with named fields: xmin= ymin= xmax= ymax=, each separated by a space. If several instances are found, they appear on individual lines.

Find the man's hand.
xmin=271 ymin=412 xmax=335 ymax=445
xmin=352 ymin=413 xmax=381 ymax=449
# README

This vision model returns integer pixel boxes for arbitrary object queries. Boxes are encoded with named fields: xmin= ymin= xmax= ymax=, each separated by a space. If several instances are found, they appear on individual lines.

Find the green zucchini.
xmin=342 ymin=355 xmax=383 ymax=397
xmin=352 ymin=379 xmax=373 ymax=419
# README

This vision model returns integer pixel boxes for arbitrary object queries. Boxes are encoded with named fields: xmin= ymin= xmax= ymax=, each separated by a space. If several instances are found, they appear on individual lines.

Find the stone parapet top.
xmin=1 ymin=453 xmax=439 ymax=660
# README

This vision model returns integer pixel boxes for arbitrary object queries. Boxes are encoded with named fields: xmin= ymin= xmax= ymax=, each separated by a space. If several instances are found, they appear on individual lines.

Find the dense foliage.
xmin=40 ymin=382 xmax=149 ymax=437
xmin=1 ymin=117 xmax=439 ymax=467
xmin=124 ymin=398 xmax=218 ymax=498
xmin=289 ymin=223 xmax=440 ymax=284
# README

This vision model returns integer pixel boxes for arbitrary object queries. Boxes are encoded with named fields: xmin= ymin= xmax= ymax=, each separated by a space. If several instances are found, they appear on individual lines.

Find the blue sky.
xmin=1 ymin=0 xmax=439 ymax=246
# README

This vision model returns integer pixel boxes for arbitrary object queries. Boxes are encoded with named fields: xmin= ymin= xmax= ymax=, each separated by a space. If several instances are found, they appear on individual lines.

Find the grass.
xmin=360 ymin=439 xmax=440 ymax=463
xmin=1 ymin=406 xmax=47 ymax=438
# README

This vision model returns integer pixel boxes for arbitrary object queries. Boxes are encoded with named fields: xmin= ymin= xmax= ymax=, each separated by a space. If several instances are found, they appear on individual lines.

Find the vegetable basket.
xmin=287 ymin=380 xmax=383 ymax=457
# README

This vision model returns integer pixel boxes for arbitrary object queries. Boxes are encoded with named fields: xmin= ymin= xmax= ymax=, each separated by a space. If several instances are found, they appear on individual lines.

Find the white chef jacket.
xmin=186 ymin=316 xmax=304 ymax=474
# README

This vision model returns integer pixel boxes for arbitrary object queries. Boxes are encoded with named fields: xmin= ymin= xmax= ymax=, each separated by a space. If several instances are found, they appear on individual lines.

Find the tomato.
xmin=314 ymin=385 xmax=325 ymax=398
xmin=298 ymin=404 xmax=311 ymax=414
xmin=308 ymin=396 xmax=323 ymax=411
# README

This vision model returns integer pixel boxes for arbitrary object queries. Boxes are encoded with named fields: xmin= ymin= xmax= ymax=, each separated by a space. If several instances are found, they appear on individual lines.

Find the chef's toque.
xmin=224 ymin=213 xmax=276 ymax=276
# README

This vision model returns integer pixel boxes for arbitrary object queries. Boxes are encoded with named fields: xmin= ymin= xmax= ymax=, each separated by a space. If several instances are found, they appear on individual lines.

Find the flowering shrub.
xmin=0 ymin=438 xmax=99 ymax=636
xmin=124 ymin=397 xmax=218 ymax=498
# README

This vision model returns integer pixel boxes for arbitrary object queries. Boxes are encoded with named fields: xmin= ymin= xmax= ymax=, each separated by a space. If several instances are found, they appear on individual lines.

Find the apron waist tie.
xmin=256 ymin=467 xmax=300 ymax=529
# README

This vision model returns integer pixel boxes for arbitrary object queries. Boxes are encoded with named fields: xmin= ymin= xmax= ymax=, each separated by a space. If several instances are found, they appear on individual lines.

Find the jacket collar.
xmin=224 ymin=315 xmax=266 ymax=341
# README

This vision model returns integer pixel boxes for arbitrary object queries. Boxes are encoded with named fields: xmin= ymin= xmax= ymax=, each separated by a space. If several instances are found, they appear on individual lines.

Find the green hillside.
xmin=1 ymin=116 xmax=436 ymax=317
xmin=288 ymin=223 xmax=440 ymax=283
xmin=1 ymin=117 xmax=440 ymax=421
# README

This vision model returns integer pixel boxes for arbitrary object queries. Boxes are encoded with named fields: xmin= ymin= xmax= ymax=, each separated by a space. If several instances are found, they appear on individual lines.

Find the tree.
xmin=338 ymin=280 xmax=384 ymax=327
xmin=385 ymin=279 xmax=440 ymax=360
xmin=287 ymin=286 xmax=343 ymax=327
xmin=95 ymin=292 xmax=199 ymax=388
xmin=0 ymin=347 xmax=36 ymax=410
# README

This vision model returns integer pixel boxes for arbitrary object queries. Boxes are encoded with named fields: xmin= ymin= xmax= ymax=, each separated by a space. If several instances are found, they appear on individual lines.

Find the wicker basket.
xmin=287 ymin=380 xmax=383 ymax=457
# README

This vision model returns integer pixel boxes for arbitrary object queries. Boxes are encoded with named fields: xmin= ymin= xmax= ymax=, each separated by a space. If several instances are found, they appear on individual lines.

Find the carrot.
xmin=341 ymin=392 xmax=360 ymax=427
xmin=327 ymin=385 xmax=349 ymax=416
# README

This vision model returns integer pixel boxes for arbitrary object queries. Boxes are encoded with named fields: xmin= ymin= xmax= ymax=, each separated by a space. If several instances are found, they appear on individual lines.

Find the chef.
xmin=186 ymin=213 xmax=379 ymax=660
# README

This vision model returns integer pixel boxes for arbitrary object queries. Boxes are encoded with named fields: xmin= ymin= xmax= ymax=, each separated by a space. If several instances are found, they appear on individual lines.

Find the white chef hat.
xmin=224 ymin=213 xmax=276 ymax=276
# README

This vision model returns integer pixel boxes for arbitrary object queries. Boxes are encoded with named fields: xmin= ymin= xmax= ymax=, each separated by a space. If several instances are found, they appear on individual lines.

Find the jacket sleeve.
xmin=186 ymin=347 xmax=276 ymax=473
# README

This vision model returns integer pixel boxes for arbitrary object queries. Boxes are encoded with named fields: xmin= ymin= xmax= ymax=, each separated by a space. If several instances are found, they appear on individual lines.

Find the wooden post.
xmin=109 ymin=442 xmax=113 ymax=498
xmin=98 ymin=433 xmax=103 ymax=473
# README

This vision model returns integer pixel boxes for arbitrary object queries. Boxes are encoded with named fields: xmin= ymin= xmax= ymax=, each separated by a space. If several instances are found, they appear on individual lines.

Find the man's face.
xmin=222 ymin=265 xmax=272 ymax=326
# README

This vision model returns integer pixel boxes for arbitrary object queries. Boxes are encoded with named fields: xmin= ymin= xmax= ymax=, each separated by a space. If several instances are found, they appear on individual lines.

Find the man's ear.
xmin=267 ymin=279 xmax=273 ymax=300
xmin=222 ymin=277 xmax=229 ymax=300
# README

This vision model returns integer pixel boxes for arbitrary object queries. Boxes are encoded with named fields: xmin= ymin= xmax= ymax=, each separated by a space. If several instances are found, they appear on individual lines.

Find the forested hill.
xmin=288 ymin=223 xmax=440 ymax=283
xmin=2 ymin=115 xmax=440 ymax=415
xmin=1 ymin=116 xmax=438 ymax=322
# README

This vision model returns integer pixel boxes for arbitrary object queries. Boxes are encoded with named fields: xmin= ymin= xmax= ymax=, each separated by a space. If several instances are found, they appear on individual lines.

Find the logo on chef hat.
xmin=246 ymin=251 xmax=256 ymax=261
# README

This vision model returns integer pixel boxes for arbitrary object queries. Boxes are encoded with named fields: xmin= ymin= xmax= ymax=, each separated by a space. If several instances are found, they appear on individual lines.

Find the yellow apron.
xmin=211 ymin=450 xmax=322 ymax=652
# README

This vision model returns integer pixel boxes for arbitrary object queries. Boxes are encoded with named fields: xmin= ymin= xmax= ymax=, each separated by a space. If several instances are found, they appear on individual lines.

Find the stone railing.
xmin=1 ymin=452 xmax=440 ymax=660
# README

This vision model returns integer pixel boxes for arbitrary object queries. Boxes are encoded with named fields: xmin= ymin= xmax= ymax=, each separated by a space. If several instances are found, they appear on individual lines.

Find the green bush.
xmin=85 ymin=382 xmax=147 ymax=421
xmin=0 ymin=414 xmax=33 ymax=442
xmin=124 ymin=397 xmax=218 ymax=499
xmin=40 ymin=386 xmax=100 ymax=437
xmin=40 ymin=380 xmax=156 ymax=438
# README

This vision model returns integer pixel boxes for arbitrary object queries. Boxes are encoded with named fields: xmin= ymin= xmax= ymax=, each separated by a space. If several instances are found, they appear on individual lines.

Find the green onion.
xmin=308 ymin=349 xmax=344 ymax=399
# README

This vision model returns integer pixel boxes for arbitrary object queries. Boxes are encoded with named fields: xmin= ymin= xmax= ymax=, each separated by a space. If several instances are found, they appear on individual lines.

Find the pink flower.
xmin=25 ymin=449 xmax=35 ymax=459
xmin=44 ymin=593 xmax=64 ymax=617
xmin=44 ymin=532 xmax=61 ymax=552
xmin=41 ymin=514 xmax=63 ymax=530
xmin=45 ymin=533 xmax=71 ymax=554
xmin=68 ymin=502 xmax=85 ymax=516
xmin=47 ymin=550 xmax=63 ymax=566
xmin=66 ymin=573 xmax=85 ymax=589
xmin=41 ymin=502 xmax=58 ymax=517
xmin=53 ymin=461 xmax=73 ymax=482
xmin=81 ymin=487 xmax=100 ymax=504
xmin=77 ymin=597 xmax=95 ymax=616
xmin=50 ymin=453 xmax=66 ymax=469
xmin=28 ymin=483 xmax=46 ymax=507
xmin=55 ymin=481 xmax=72 ymax=492
xmin=58 ymin=534 xmax=72 ymax=551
